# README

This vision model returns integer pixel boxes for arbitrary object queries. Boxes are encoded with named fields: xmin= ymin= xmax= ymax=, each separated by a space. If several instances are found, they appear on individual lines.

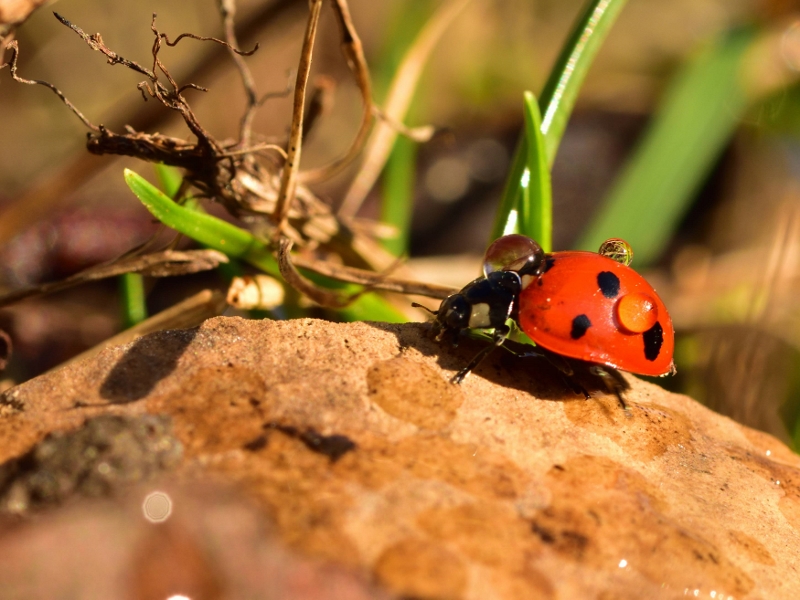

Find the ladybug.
xmin=422 ymin=234 xmax=675 ymax=389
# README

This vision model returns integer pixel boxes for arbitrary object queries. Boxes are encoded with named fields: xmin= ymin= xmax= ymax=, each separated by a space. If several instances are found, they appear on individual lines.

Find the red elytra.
xmin=517 ymin=251 xmax=675 ymax=376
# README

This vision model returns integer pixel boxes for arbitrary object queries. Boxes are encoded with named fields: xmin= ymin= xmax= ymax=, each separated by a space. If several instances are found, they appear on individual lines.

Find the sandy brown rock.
xmin=0 ymin=482 xmax=391 ymax=600
xmin=1 ymin=316 xmax=800 ymax=599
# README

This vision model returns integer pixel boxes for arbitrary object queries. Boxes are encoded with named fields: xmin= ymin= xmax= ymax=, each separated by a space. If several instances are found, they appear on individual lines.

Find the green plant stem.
xmin=119 ymin=272 xmax=147 ymax=328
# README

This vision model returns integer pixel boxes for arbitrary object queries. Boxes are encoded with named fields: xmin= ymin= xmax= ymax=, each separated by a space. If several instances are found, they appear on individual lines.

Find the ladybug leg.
xmin=559 ymin=372 xmax=590 ymax=399
xmin=589 ymin=366 xmax=631 ymax=412
xmin=517 ymin=348 xmax=589 ymax=398
xmin=452 ymin=326 xmax=510 ymax=384
xmin=544 ymin=356 xmax=591 ymax=399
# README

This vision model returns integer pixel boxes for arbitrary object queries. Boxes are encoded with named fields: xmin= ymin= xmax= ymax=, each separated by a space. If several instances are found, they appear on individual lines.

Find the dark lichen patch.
xmin=266 ymin=423 xmax=356 ymax=463
xmin=0 ymin=414 xmax=182 ymax=513
xmin=530 ymin=519 xmax=589 ymax=558
xmin=0 ymin=387 xmax=24 ymax=415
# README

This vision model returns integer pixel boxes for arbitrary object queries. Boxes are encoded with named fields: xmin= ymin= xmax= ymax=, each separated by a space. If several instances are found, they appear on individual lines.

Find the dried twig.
xmin=0 ymin=0 xmax=304 ymax=247
xmin=5 ymin=5 xmax=436 ymax=310
xmin=53 ymin=12 xmax=220 ymax=150
xmin=217 ymin=143 xmax=287 ymax=159
xmin=340 ymin=0 xmax=471 ymax=217
xmin=53 ymin=12 xmax=155 ymax=77
xmin=298 ymin=0 xmax=374 ymax=183
xmin=277 ymin=238 xmax=358 ymax=308
xmin=291 ymin=255 xmax=455 ymax=299
xmin=47 ymin=13 xmax=270 ymax=215
xmin=1 ymin=40 xmax=99 ymax=131
xmin=159 ymin=29 xmax=258 ymax=56
xmin=273 ymin=0 xmax=323 ymax=230
xmin=372 ymin=105 xmax=436 ymax=143
xmin=218 ymin=0 xmax=259 ymax=146
xmin=0 ymin=249 xmax=228 ymax=308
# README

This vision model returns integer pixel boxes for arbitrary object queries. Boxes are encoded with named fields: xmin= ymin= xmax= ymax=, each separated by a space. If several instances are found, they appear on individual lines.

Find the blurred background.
xmin=3 ymin=0 xmax=800 ymax=448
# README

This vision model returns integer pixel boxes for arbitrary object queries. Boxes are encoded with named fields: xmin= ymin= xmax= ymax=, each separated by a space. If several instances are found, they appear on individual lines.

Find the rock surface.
xmin=1 ymin=316 xmax=799 ymax=599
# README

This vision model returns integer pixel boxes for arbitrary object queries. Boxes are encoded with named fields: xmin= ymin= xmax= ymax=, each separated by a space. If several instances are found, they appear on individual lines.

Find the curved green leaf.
xmin=124 ymin=169 xmax=278 ymax=274
xmin=123 ymin=169 xmax=406 ymax=323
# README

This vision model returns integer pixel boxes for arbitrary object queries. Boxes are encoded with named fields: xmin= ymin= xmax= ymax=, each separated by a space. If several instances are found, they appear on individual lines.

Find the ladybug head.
xmin=432 ymin=293 xmax=471 ymax=341
xmin=428 ymin=271 xmax=522 ymax=342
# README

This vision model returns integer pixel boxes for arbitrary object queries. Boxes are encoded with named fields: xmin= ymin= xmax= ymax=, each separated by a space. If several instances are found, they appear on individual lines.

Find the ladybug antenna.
xmin=412 ymin=302 xmax=438 ymax=316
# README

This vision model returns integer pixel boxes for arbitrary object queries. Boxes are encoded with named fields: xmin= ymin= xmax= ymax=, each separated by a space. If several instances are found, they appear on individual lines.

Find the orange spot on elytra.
xmin=615 ymin=292 xmax=658 ymax=333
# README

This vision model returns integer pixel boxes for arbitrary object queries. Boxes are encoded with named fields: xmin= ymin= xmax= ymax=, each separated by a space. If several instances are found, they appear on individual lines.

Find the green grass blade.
xmin=538 ymin=0 xmax=628 ymax=165
xmin=494 ymin=0 xmax=628 ymax=240
xmin=381 ymin=136 xmax=417 ymax=256
xmin=119 ymin=272 xmax=147 ymax=328
xmin=517 ymin=91 xmax=553 ymax=251
xmin=576 ymin=29 xmax=754 ymax=265
xmin=123 ymin=169 xmax=406 ymax=322
xmin=490 ymin=139 xmax=526 ymax=241
xmin=152 ymin=164 xmax=246 ymax=290
xmin=373 ymin=1 xmax=433 ymax=257
xmin=120 ymin=165 xmax=185 ymax=329
xmin=124 ymin=169 xmax=278 ymax=272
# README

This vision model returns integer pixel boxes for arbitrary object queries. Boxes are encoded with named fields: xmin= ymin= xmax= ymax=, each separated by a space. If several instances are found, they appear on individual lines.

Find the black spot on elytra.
xmin=643 ymin=321 xmax=664 ymax=361
xmin=543 ymin=257 xmax=556 ymax=273
xmin=570 ymin=314 xmax=591 ymax=339
xmin=597 ymin=271 xmax=620 ymax=299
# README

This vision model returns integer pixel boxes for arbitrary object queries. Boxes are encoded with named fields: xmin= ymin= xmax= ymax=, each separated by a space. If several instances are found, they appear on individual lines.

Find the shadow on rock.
xmin=99 ymin=328 xmax=197 ymax=403
xmin=367 ymin=321 xmax=623 ymax=403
